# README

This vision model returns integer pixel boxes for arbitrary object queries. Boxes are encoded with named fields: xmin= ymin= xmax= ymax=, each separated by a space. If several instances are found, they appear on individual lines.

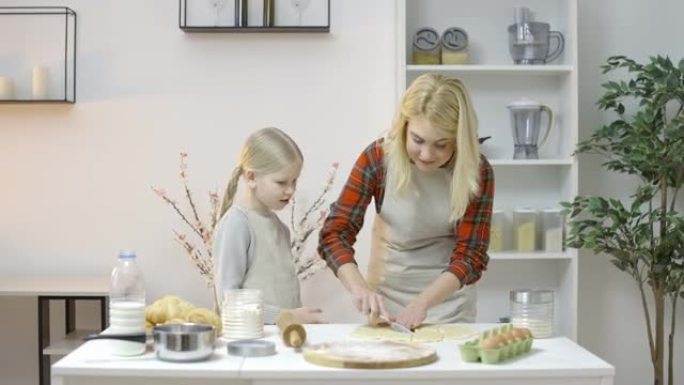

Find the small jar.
xmin=412 ymin=27 xmax=441 ymax=64
xmin=542 ymin=208 xmax=565 ymax=252
xmin=441 ymin=27 xmax=469 ymax=64
xmin=222 ymin=289 xmax=264 ymax=340
xmin=513 ymin=208 xmax=537 ymax=252
xmin=489 ymin=210 xmax=505 ymax=252
xmin=510 ymin=289 xmax=554 ymax=338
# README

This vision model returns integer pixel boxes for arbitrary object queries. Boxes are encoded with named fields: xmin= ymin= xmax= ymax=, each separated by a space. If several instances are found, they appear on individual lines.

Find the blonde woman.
xmin=213 ymin=127 xmax=323 ymax=324
xmin=318 ymin=74 xmax=494 ymax=329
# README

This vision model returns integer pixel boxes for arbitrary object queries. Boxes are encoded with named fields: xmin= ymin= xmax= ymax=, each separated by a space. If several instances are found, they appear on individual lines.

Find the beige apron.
xmin=367 ymin=163 xmax=476 ymax=323
xmin=240 ymin=207 xmax=302 ymax=310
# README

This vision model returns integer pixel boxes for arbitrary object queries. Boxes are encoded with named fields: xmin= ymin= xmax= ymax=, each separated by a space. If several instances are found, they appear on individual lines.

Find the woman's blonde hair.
xmin=384 ymin=73 xmax=481 ymax=221
xmin=219 ymin=127 xmax=303 ymax=217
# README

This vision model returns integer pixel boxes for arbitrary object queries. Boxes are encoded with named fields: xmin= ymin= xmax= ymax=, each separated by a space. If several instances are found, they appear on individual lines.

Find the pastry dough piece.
xmin=412 ymin=325 xmax=443 ymax=342
xmin=351 ymin=323 xmax=477 ymax=342
xmin=350 ymin=325 xmax=412 ymax=342
xmin=440 ymin=324 xmax=479 ymax=340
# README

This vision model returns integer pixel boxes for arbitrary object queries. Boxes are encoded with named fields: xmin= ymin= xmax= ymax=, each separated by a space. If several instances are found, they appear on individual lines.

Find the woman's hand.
xmin=336 ymin=264 xmax=391 ymax=320
xmin=349 ymin=285 xmax=390 ymax=320
xmin=290 ymin=307 xmax=325 ymax=324
xmin=395 ymin=300 xmax=428 ymax=330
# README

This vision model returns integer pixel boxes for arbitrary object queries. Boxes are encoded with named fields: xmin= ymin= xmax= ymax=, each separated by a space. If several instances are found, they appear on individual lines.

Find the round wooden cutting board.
xmin=303 ymin=340 xmax=438 ymax=369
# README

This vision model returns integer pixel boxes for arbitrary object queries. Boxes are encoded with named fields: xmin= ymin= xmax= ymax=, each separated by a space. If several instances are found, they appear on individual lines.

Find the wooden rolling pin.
xmin=276 ymin=310 xmax=306 ymax=348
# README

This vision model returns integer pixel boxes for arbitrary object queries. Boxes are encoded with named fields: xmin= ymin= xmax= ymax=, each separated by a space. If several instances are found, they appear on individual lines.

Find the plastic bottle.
xmin=107 ymin=251 xmax=146 ymax=355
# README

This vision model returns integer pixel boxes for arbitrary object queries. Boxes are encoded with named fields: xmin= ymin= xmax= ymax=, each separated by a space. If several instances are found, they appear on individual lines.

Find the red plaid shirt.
xmin=318 ymin=139 xmax=494 ymax=286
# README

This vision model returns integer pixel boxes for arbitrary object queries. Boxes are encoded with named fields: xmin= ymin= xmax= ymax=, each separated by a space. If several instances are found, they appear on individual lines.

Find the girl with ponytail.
xmin=213 ymin=127 xmax=323 ymax=324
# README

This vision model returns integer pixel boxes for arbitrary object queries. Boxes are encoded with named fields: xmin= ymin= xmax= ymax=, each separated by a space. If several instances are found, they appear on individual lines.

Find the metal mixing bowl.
xmin=153 ymin=323 xmax=216 ymax=362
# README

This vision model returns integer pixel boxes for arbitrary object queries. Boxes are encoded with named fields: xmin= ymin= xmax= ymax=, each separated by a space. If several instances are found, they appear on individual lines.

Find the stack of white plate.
xmin=222 ymin=289 xmax=264 ymax=340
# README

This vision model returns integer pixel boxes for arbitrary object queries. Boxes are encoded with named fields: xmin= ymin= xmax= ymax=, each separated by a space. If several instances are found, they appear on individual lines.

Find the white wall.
xmin=2 ymin=1 xmax=684 ymax=385
xmin=0 ymin=0 xmax=394 ymax=383
xmin=577 ymin=1 xmax=684 ymax=385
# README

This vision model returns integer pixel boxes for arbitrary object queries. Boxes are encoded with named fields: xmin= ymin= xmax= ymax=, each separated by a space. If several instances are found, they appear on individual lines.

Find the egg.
xmin=500 ymin=332 xmax=517 ymax=344
xmin=480 ymin=337 xmax=500 ymax=350
xmin=512 ymin=327 xmax=532 ymax=339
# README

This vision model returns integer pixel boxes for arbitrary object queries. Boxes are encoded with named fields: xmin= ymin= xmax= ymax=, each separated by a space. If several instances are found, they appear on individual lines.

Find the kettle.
xmin=507 ymin=98 xmax=554 ymax=159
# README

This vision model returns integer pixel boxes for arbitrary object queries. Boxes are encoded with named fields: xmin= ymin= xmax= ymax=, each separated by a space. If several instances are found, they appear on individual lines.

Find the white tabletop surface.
xmin=53 ymin=324 xmax=614 ymax=381
xmin=0 ymin=276 xmax=109 ymax=296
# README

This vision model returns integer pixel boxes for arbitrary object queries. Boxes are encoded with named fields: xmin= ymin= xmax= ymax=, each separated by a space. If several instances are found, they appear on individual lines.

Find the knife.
xmin=380 ymin=315 xmax=413 ymax=334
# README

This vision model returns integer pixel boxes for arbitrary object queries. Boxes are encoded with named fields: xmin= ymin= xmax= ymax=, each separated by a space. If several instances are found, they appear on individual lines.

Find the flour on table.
xmin=351 ymin=324 xmax=477 ymax=342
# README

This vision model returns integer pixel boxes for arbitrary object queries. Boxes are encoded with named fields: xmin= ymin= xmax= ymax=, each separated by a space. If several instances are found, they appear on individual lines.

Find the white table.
xmin=52 ymin=324 xmax=614 ymax=385
xmin=0 ymin=276 xmax=109 ymax=385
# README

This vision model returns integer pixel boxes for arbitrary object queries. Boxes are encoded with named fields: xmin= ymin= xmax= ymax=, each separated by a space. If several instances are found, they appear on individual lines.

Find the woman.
xmin=318 ymin=73 xmax=494 ymax=329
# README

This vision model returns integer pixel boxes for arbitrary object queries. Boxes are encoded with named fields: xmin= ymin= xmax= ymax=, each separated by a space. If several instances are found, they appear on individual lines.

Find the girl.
xmin=213 ymin=127 xmax=323 ymax=324
xmin=318 ymin=74 xmax=494 ymax=329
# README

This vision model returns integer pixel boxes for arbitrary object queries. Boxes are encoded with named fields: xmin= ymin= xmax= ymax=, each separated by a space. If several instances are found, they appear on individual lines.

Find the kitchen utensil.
xmin=276 ymin=310 xmax=306 ymax=348
xmin=508 ymin=22 xmax=564 ymax=64
xmin=84 ymin=332 xmax=146 ymax=344
xmin=303 ymin=340 xmax=437 ymax=369
xmin=227 ymin=340 xmax=277 ymax=357
xmin=84 ymin=323 xmax=216 ymax=362
xmin=374 ymin=314 xmax=413 ymax=334
xmin=507 ymin=98 xmax=555 ymax=159
xmin=478 ymin=136 xmax=492 ymax=144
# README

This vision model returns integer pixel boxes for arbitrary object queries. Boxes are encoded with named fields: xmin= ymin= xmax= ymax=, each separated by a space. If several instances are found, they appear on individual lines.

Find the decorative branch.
xmin=289 ymin=162 xmax=339 ymax=280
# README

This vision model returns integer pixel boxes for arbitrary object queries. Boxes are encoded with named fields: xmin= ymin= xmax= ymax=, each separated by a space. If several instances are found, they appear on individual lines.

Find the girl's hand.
xmin=350 ymin=285 xmax=390 ymax=321
xmin=395 ymin=300 xmax=428 ymax=330
xmin=291 ymin=307 xmax=325 ymax=324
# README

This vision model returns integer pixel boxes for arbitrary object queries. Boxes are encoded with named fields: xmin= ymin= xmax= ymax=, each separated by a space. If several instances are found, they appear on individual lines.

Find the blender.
xmin=507 ymin=98 xmax=555 ymax=159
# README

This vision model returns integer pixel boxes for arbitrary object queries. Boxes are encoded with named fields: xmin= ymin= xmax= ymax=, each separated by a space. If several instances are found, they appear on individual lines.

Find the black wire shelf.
xmin=0 ymin=6 xmax=77 ymax=104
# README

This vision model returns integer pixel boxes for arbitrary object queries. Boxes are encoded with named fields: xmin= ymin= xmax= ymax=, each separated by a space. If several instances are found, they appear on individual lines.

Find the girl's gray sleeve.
xmin=213 ymin=211 xmax=281 ymax=324
xmin=213 ymin=211 xmax=252 ymax=293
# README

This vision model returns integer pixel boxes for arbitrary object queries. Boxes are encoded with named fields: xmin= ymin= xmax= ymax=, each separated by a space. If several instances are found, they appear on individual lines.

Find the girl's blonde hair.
xmin=384 ymin=73 xmax=481 ymax=221
xmin=219 ymin=127 xmax=303 ymax=217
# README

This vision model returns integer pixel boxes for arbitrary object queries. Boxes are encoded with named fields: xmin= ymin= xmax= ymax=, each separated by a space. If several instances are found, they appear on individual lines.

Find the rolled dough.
xmin=351 ymin=324 xmax=477 ymax=342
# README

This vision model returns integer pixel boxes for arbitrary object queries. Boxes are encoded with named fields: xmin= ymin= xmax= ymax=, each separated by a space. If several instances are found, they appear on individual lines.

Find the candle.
xmin=0 ymin=77 xmax=15 ymax=99
xmin=32 ymin=66 xmax=49 ymax=99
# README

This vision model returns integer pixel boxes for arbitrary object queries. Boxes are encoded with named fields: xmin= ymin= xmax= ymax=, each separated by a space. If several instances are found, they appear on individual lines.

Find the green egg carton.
xmin=458 ymin=324 xmax=534 ymax=364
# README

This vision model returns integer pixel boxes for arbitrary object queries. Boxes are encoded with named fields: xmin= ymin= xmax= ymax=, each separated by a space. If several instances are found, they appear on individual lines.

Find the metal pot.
xmin=84 ymin=323 xmax=216 ymax=362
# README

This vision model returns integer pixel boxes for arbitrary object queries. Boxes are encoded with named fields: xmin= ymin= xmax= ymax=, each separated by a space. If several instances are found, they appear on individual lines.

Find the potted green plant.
xmin=562 ymin=55 xmax=684 ymax=385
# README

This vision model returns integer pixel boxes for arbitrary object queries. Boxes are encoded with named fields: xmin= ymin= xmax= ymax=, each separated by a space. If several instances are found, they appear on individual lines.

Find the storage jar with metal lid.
xmin=441 ymin=27 xmax=469 ymax=64
xmin=412 ymin=27 xmax=441 ymax=64
xmin=510 ymin=289 xmax=554 ymax=338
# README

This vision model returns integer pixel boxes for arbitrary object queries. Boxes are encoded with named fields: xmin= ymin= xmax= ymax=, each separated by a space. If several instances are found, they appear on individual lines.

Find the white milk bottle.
xmin=107 ymin=251 xmax=146 ymax=355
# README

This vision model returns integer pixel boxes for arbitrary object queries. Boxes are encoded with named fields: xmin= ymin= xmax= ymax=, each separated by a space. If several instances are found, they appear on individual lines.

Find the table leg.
xmin=38 ymin=296 xmax=50 ymax=385
xmin=99 ymin=296 xmax=107 ymax=330
xmin=65 ymin=299 xmax=76 ymax=334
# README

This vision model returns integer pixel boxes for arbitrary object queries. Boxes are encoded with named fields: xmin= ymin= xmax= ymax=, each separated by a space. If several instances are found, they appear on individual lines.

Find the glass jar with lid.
xmin=489 ymin=209 xmax=506 ymax=252
xmin=441 ymin=27 xmax=469 ymax=64
xmin=222 ymin=289 xmax=264 ymax=339
xmin=412 ymin=27 xmax=441 ymax=64
xmin=510 ymin=289 xmax=554 ymax=338
xmin=541 ymin=208 xmax=564 ymax=252
xmin=513 ymin=208 xmax=537 ymax=252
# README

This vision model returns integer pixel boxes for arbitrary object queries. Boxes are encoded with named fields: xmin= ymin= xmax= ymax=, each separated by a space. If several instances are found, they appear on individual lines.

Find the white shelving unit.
xmin=397 ymin=0 xmax=578 ymax=340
